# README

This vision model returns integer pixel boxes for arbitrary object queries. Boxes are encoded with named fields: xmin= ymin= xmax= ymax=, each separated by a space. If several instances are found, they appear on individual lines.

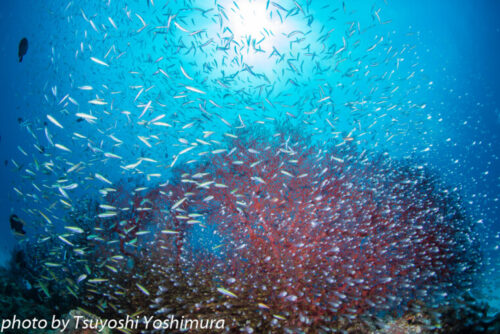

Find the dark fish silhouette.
xmin=10 ymin=214 xmax=26 ymax=236
xmin=18 ymin=38 xmax=28 ymax=62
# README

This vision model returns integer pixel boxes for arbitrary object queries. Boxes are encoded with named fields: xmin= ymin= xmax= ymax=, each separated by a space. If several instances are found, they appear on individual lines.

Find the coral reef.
xmin=0 ymin=248 xmax=75 ymax=333
xmin=0 ymin=129 xmax=489 ymax=333
xmin=78 ymin=129 xmax=480 ymax=331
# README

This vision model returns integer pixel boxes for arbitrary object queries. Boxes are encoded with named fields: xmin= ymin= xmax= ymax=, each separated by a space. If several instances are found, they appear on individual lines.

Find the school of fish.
xmin=8 ymin=0 xmax=483 ymax=332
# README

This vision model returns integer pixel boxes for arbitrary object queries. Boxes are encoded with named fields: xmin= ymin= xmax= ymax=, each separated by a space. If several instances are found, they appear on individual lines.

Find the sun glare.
xmin=222 ymin=0 xmax=291 ymax=63
xmin=228 ymin=0 xmax=277 ymax=40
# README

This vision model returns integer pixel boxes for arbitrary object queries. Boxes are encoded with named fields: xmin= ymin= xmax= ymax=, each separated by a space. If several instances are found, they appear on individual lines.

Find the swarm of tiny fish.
xmin=8 ymin=127 xmax=479 ymax=332
xmin=77 ymin=127 xmax=477 ymax=330
xmin=6 ymin=0 xmax=486 ymax=332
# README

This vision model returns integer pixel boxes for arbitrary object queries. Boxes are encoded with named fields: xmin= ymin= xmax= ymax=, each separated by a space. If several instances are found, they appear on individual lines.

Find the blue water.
xmin=0 ymin=0 xmax=499 ymax=320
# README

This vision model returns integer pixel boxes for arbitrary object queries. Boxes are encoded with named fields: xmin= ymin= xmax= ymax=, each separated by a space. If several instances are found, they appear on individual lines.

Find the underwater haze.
xmin=0 ymin=0 xmax=499 ymax=333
